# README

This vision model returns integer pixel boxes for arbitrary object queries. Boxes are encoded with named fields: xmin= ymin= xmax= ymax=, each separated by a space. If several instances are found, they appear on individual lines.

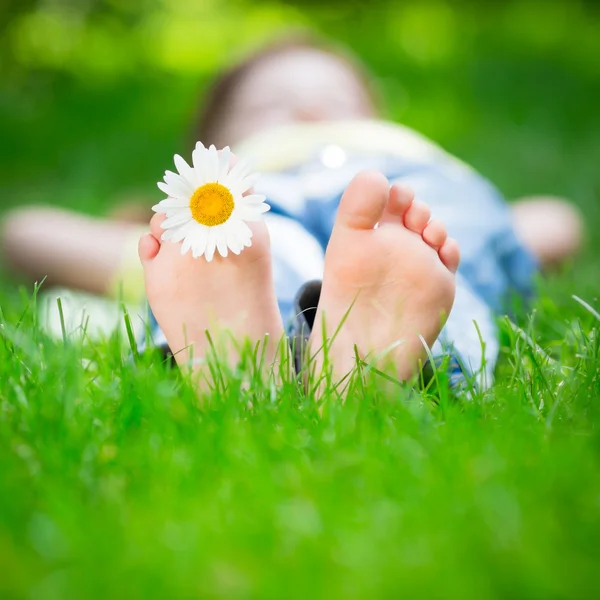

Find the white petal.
xmin=161 ymin=224 xmax=180 ymax=240
xmin=239 ymin=172 xmax=261 ymax=193
xmin=157 ymin=181 xmax=188 ymax=201
xmin=164 ymin=170 xmax=194 ymax=196
xmin=215 ymin=229 xmax=229 ymax=258
xmin=152 ymin=199 xmax=172 ymax=213
xmin=162 ymin=210 xmax=193 ymax=228
xmin=165 ymin=176 xmax=196 ymax=200
xmin=217 ymin=147 xmax=231 ymax=183
xmin=228 ymin=219 xmax=253 ymax=240
xmin=225 ymin=228 xmax=243 ymax=255
xmin=156 ymin=181 xmax=172 ymax=196
xmin=226 ymin=157 xmax=252 ymax=182
xmin=153 ymin=197 xmax=189 ymax=212
xmin=166 ymin=221 xmax=194 ymax=243
xmin=159 ymin=209 xmax=186 ymax=220
xmin=174 ymin=154 xmax=194 ymax=181
xmin=239 ymin=194 xmax=267 ymax=205
xmin=192 ymin=145 xmax=209 ymax=185
xmin=225 ymin=185 xmax=243 ymax=200
xmin=181 ymin=236 xmax=193 ymax=255
xmin=204 ymin=229 xmax=217 ymax=262
xmin=236 ymin=203 xmax=270 ymax=221
xmin=206 ymin=145 xmax=219 ymax=182
xmin=174 ymin=222 xmax=207 ymax=252
xmin=191 ymin=229 xmax=208 ymax=258
xmin=223 ymin=226 xmax=251 ymax=252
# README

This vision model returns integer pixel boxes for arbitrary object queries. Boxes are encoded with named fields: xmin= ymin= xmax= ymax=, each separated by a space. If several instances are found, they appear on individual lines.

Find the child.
xmin=1 ymin=36 xmax=583 ymax=389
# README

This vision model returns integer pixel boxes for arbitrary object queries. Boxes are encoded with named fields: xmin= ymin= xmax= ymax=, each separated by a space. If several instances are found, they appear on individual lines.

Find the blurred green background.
xmin=1 ymin=3 xmax=600 ymax=597
xmin=1 ymin=0 xmax=599 ymax=225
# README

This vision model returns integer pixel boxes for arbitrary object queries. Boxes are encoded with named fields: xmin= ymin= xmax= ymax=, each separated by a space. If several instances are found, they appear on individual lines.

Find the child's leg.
xmin=433 ymin=272 xmax=499 ymax=389
xmin=139 ymin=172 xmax=475 ymax=391
xmin=1 ymin=206 xmax=144 ymax=298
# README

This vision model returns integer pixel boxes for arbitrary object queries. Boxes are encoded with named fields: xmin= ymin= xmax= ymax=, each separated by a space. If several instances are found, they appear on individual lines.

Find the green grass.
xmin=2 ymin=1 xmax=600 ymax=597
xmin=1 ymin=286 xmax=600 ymax=598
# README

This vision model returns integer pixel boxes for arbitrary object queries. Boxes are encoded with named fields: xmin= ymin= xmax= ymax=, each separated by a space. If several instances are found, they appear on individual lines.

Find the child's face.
xmin=218 ymin=48 xmax=377 ymax=146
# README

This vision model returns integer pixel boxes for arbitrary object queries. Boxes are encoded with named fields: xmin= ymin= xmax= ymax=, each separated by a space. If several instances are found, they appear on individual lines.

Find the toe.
xmin=150 ymin=213 xmax=166 ymax=240
xmin=439 ymin=237 xmax=460 ymax=273
xmin=422 ymin=219 xmax=447 ymax=249
xmin=404 ymin=200 xmax=431 ymax=234
xmin=380 ymin=184 xmax=414 ymax=222
xmin=337 ymin=170 xmax=390 ymax=230
xmin=138 ymin=233 xmax=161 ymax=264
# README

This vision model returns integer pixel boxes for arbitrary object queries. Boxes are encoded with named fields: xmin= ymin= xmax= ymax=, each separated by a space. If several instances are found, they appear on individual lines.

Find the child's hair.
xmin=194 ymin=33 xmax=380 ymax=147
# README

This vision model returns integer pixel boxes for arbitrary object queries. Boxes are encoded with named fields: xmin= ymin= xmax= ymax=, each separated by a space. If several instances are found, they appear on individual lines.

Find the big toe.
xmin=138 ymin=233 xmax=161 ymax=265
xmin=337 ymin=170 xmax=390 ymax=230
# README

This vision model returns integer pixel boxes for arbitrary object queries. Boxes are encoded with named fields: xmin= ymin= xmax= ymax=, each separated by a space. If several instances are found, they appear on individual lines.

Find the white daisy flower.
xmin=152 ymin=143 xmax=270 ymax=262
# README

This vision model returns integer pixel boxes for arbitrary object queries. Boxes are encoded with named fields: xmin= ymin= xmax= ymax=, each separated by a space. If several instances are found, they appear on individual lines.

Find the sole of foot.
xmin=138 ymin=213 xmax=286 ymax=380
xmin=310 ymin=170 xmax=459 ymax=385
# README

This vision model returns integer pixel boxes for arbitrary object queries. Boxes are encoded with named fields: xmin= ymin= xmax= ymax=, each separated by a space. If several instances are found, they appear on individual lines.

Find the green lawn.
xmin=1 ymin=1 xmax=600 ymax=598
xmin=1 ymin=286 xmax=599 ymax=598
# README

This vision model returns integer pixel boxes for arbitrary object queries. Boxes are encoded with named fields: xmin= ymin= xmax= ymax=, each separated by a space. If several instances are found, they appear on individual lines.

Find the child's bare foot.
xmin=311 ymin=171 xmax=459 ymax=383
xmin=138 ymin=213 xmax=286 ymax=376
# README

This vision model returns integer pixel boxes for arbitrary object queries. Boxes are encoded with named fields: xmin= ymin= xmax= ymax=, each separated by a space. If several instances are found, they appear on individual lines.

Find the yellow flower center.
xmin=189 ymin=183 xmax=234 ymax=226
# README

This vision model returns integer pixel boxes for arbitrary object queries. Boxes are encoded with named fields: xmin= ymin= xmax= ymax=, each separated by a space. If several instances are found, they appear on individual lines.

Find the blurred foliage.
xmin=0 ymin=5 xmax=599 ymax=595
xmin=0 ymin=0 xmax=599 ymax=224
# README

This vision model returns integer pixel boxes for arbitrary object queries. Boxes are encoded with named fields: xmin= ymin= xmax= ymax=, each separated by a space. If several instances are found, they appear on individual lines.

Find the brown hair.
xmin=193 ymin=33 xmax=379 ymax=148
